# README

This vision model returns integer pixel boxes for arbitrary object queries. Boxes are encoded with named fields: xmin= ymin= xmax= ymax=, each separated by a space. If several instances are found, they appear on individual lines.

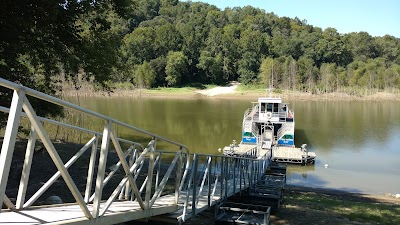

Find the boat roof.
xmin=257 ymin=97 xmax=282 ymax=104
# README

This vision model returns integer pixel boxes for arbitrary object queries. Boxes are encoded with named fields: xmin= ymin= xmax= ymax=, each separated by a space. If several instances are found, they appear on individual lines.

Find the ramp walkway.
xmin=0 ymin=78 xmax=270 ymax=224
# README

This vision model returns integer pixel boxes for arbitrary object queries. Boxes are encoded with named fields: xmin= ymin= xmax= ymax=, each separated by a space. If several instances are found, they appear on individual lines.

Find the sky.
xmin=194 ymin=0 xmax=400 ymax=38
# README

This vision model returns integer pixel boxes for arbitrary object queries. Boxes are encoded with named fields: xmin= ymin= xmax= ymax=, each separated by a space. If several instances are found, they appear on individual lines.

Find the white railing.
xmin=0 ymin=77 xmax=189 ymax=219
xmin=251 ymin=123 xmax=259 ymax=142
xmin=276 ymin=123 xmax=293 ymax=141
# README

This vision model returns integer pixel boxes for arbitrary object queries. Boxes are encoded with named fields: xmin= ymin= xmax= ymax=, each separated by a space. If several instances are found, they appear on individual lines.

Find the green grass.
xmin=146 ymin=87 xmax=197 ymax=94
xmin=236 ymin=84 xmax=267 ymax=92
xmin=286 ymin=192 xmax=400 ymax=225
xmin=145 ymin=84 xmax=219 ymax=94
xmin=113 ymin=82 xmax=135 ymax=90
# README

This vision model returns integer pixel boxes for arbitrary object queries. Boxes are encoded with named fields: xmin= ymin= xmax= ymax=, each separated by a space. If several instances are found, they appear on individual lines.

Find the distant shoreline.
xmin=62 ymin=88 xmax=400 ymax=101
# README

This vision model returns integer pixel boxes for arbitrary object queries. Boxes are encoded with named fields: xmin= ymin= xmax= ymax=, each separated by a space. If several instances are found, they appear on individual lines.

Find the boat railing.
xmin=272 ymin=112 xmax=287 ymax=119
xmin=243 ymin=107 xmax=257 ymax=120
xmin=276 ymin=124 xmax=292 ymax=140
xmin=242 ymin=107 xmax=257 ymax=133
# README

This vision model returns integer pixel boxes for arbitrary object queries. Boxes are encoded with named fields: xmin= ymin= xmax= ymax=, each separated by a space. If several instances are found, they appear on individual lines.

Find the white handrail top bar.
xmin=0 ymin=106 xmax=144 ymax=148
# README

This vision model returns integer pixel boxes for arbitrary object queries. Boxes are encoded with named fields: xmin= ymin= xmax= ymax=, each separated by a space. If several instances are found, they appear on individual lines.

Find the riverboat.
xmin=223 ymin=96 xmax=316 ymax=164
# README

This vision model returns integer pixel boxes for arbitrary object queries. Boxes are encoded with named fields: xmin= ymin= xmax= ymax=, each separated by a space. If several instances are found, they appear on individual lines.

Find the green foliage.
xmin=133 ymin=61 xmax=156 ymax=88
xmin=165 ymin=51 xmax=188 ymax=86
xmin=258 ymin=57 xmax=274 ymax=86
xmin=197 ymin=51 xmax=224 ymax=84
xmin=238 ymin=52 xmax=259 ymax=84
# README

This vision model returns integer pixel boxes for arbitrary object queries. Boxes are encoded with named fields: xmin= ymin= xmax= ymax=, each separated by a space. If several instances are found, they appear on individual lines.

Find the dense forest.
xmin=118 ymin=0 xmax=400 ymax=93
xmin=1 ymin=0 xmax=400 ymax=101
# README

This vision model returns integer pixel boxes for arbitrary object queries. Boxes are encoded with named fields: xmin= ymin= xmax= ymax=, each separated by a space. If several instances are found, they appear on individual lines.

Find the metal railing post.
xmin=85 ymin=135 xmax=98 ymax=203
xmin=155 ymin=152 xmax=161 ymax=191
xmin=145 ymin=138 xmax=156 ymax=210
xmin=0 ymin=90 xmax=24 ymax=211
xmin=191 ymin=154 xmax=198 ymax=217
xmin=219 ymin=157 xmax=224 ymax=198
xmin=175 ymin=147 xmax=183 ymax=205
xmin=207 ymin=156 xmax=212 ymax=208
xmin=16 ymin=126 xmax=36 ymax=209
xmin=224 ymin=157 xmax=228 ymax=200
xmin=92 ymin=121 xmax=112 ymax=218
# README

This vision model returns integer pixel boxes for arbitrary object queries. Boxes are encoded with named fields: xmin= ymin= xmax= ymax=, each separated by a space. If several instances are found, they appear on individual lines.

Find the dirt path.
xmin=196 ymin=82 xmax=239 ymax=96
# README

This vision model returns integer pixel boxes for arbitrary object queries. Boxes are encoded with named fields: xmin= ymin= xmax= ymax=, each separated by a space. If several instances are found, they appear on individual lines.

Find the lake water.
xmin=78 ymin=97 xmax=400 ymax=195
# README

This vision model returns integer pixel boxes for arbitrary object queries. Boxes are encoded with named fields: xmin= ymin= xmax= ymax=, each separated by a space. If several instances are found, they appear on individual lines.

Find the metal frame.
xmin=0 ymin=78 xmax=189 ymax=222
xmin=179 ymin=153 xmax=268 ymax=222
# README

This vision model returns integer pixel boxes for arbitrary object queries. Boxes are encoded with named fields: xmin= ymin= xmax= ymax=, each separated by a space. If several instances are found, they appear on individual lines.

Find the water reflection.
xmin=292 ymin=101 xmax=400 ymax=153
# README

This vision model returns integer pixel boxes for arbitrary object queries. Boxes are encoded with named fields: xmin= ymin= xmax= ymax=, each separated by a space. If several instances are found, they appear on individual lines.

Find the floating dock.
xmin=272 ymin=146 xmax=316 ymax=164
xmin=223 ymin=144 xmax=315 ymax=164
xmin=222 ymin=144 xmax=270 ymax=159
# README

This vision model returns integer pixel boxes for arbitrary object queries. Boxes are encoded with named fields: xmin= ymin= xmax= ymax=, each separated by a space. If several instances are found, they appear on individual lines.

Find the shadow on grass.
xmin=271 ymin=185 xmax=400 ymax=225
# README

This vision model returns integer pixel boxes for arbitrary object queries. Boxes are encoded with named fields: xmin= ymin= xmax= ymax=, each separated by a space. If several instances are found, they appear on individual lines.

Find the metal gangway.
xmin=0 ymin=78 xmax=270 ymax=224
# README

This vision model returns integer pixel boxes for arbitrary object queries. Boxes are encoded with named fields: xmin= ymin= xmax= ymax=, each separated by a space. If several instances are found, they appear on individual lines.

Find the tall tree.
xmin=165 ymin=51 xmax=188 ymax=86
xmin=133 ymin=61 xmax=156 ymax=88
xmin=238 ymin=52 xmax=259 ymax=84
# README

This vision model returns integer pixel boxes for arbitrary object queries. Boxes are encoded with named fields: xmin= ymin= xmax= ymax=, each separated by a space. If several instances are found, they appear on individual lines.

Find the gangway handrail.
xmin=178 ymin=152 xmax=268 ymax=222
xmin=0 ymin=105 xmax=144 ymax=147
xmin=0 ymin=77 xmax=189 ymax=223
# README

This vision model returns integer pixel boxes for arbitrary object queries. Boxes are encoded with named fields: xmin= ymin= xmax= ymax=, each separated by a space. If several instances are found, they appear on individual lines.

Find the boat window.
xmin=261 ymin=103 xmax=266 ymax=112
xmin=267 ymin=103 xmax=273 ymax=112
xmin=274 ymin=103 xmax=279 ymax=112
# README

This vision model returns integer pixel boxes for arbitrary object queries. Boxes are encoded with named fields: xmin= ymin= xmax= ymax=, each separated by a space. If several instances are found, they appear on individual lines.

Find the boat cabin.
xmin=257 ymin=97 xmax=292 ymax=122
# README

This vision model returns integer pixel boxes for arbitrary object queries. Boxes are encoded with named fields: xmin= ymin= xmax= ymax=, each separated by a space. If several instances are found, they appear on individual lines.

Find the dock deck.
xmin=0 ymin=200 xmax=177 ymax=225
xmin=272 ymin=146 xmax=316 ymax=164
xmin=222 ymin=145 xmax=270 ymax=159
